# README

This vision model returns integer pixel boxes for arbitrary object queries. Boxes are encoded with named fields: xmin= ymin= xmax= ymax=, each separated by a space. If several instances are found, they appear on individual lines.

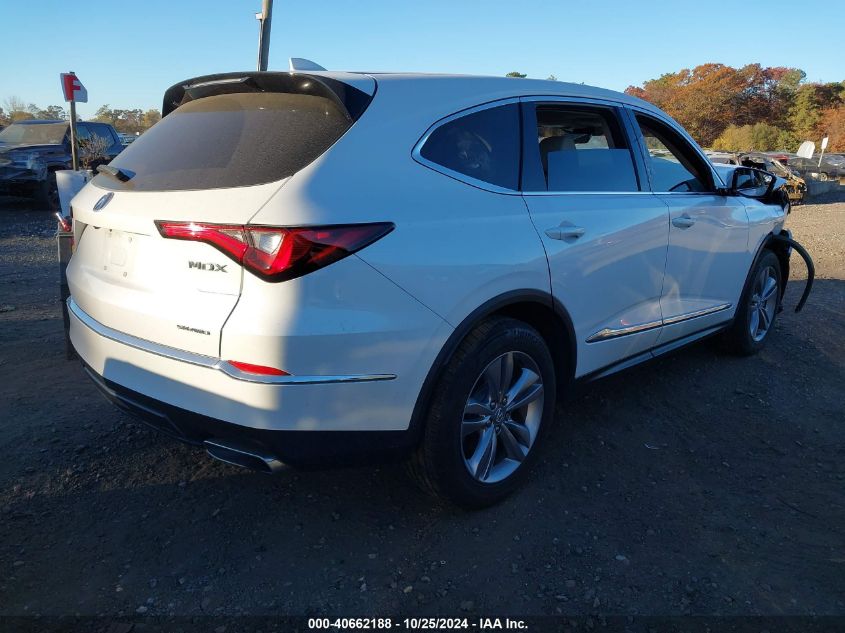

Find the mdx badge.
xmin=189 ymin=261 xmax=227 ymax=272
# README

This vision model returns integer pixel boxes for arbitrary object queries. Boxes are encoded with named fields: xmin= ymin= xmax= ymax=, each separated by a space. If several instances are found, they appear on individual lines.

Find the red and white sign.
xmin=60 ymin=72 xmax=88 ymax=103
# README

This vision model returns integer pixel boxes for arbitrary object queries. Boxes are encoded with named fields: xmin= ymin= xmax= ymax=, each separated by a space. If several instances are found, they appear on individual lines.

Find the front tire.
xmin=724 ymin=250 xmax=782 ymax=355
xmin=406 ymin=317 xmax=556 ymax=508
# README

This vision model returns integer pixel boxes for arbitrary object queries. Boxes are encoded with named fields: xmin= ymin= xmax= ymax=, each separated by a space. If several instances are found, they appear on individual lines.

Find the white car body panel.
xmin=65 ymin=71 xmax=788 ymax=456
xmin=67 ymin=180 xmax=287 ymax=356
xmin=524 ymin=192 xmax=669 ymax=377
xmin=69 ymin=297 xmax=450 ymax=431
xmin=655 ymin=194 xmax=749 ymax=341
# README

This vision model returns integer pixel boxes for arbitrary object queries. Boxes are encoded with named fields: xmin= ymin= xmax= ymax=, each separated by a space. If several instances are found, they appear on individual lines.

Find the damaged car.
xmin=66 ymin=67 xmax=814 ymax=507
xmin=0 ymin=119 xmax=123 ymax=210
xmin=707 ymin=150 xmax=806 ymax=204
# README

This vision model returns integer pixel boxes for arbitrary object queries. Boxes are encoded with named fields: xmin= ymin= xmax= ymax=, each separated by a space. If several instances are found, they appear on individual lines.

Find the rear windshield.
xmin=94 ymin=92 xmax=352 ymax=191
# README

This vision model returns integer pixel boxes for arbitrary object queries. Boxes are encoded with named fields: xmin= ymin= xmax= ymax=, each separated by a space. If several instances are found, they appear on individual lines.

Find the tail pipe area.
xmin=204 ymin=438 xmax=285 ymax=474
xmin=771 ymin=231 xmax=814 ymax=313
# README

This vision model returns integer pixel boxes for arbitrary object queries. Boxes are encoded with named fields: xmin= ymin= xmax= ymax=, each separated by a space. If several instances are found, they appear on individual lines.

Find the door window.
xmin=524 ymin=104 xmax=639 ymax=192
xmin=419 ymin=103 xmax=520 ymax=190
xmin=88 ymin=123 xmax=118 ymax=147
xmin=635 ymin=115 xmax=713 ymax=193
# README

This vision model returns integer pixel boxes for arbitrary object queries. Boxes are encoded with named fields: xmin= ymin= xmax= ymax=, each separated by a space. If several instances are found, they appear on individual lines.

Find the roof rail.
xmin=289 ymin=58 xmax=327 ymax=72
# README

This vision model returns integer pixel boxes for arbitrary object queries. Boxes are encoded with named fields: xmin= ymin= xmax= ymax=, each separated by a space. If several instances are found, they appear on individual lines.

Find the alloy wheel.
xmin=749 ymin=265 xmax=778 ymax=342
xmin=461 ymin=351 xmax=544 ymax=484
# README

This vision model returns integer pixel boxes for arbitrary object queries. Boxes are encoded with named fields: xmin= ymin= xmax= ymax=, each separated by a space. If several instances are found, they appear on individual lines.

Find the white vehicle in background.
xmin=66 ymin=64 xmax=811 ymax=507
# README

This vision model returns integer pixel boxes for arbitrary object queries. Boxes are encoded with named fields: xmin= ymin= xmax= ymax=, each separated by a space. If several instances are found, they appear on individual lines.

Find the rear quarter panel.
xmin=248 ymin=82 xmax=551 ymax=329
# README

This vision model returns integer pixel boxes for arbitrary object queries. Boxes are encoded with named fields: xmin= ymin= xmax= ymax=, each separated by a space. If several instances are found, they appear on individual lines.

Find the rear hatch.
xmin=67 ymin=71 xmax=375 ymax=357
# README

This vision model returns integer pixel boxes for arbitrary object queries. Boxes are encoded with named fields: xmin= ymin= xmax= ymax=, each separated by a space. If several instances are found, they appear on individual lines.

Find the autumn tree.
xmin=623 ymin=63 xmax=842 ymax=149
xmin=32 ymin=105 xmax=67 ymax=120
xmin=93 ymin=105 xmax=158 ymax=133
xmin=712 ymin=125 xmax=753 ymax=152
xmin=141 ymin=109 xmax=161 ymax=129
xmin=789 ymin=82 xmax=844 ymax=141
xmin=817 ymin=105 xmax=845 ymax=152
xmin=0 ymin=99 xmax=158 ymax=131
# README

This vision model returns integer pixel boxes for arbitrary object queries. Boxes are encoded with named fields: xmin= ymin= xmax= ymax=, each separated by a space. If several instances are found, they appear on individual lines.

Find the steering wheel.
xmin=668 ymin=180 xmax=692 ymax=192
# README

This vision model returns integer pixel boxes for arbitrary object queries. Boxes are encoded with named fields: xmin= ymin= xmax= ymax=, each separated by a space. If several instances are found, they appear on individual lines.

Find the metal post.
xmin=256 ymin=0 xmax=273 ymax=71
xmin=68 ymin=99 xmax=79 ymax=171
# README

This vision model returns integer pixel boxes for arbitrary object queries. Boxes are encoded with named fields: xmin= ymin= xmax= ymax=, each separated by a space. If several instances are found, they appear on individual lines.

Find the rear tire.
xmin=406 ymin=317 xmax=556 ymax=508
xmin=723 ymin=250 xmax=782 ymax=356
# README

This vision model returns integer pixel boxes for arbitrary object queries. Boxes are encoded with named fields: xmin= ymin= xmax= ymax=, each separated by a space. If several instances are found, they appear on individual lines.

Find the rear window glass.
xmin=419 ymin=104 xmax=519 ymax=190
xmin=94 ymin=92 xmax=352 ymax=191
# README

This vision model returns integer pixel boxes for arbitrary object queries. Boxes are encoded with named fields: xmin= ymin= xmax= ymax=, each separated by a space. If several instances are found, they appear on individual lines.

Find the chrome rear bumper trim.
xmin=68 ymin=297 xmax=396 ymax=385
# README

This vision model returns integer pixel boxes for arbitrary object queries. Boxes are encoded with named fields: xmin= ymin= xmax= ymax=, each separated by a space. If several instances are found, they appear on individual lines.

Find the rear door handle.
xmin=545 ymin=226 xmax=586 ymax=240
xmin=672 ymin=215 xmax=695 ymax=229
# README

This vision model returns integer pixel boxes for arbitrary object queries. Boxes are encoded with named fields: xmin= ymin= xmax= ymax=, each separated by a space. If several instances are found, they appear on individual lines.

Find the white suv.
xmin=66 ymin=69 xmax=806 ymax=507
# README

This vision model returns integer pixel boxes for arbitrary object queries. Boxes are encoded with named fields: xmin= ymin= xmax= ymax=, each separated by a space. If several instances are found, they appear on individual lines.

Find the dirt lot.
xmin=1 ymin=192 xmax=843 ymax=625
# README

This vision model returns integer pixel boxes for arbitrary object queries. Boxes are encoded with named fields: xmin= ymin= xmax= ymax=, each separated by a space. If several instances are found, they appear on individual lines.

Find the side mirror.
xmin=731 ymin=167 xmax=775 ymax=198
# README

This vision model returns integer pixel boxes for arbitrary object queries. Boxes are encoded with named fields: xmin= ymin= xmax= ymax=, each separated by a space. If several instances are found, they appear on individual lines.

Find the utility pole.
xmin=256 ymin=0 xmax=273 ymax=71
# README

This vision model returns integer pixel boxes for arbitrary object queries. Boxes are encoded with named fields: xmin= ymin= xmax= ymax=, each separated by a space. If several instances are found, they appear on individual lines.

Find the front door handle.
xmin=672 ymin=215 xmax=695 ymax=229
xmin=545 ymin=226 xmax=586 ymax=240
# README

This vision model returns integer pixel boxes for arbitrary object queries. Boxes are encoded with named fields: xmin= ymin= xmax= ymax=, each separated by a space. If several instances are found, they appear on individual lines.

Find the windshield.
xmin=764 ymin=159 xmax=790 ymax=177
xmin=0 ymin=123 xmax=67 ymax=145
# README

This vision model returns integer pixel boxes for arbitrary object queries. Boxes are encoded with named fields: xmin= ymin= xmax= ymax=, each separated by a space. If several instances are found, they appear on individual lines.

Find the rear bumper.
xmin=68 ymin=297 xmax=434 ymax=437
xmin=81 ymin=361 xmax=415 ymax=466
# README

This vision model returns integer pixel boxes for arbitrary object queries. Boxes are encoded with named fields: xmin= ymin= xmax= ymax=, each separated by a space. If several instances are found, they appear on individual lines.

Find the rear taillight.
xmin=155 ymin=221 xmax=394 ymax=282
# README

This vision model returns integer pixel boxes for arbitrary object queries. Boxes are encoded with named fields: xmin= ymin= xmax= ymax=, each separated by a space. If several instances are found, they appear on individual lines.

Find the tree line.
xmin=507 ymin=65 xmax=843 ymax=153
xmin=1 ymin=96 xmax=161 ymax=135
xmin=624 ymin=64 xmax=844 ymax=153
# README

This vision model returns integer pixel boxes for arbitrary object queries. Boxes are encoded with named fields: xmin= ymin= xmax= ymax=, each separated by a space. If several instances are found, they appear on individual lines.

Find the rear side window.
xmin=419 ymin=104 xmax=519 ymax=190
xmin=94 ymin=92 xmax=353 ymax=191
xmin=530 ymin=105 xmax=638 ymax=192
xmin=88 ymin=123 xmax=119 ymax=145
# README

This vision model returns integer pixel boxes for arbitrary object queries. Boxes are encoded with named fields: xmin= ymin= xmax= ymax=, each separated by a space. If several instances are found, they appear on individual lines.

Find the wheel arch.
xmin=406 ymin=290 xmax=576 ymax=446
xmin=747 ymin=231 xmax=791 ymax=303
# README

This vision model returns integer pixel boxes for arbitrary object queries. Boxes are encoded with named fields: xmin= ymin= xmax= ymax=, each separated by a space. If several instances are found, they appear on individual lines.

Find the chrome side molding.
xmin=662 ymin=303 xmax=732 ymax=325
xmin=587 ymin=303 xmax=732 ymax=343
xmin=586 ymin=319 xmax=662 ymax=343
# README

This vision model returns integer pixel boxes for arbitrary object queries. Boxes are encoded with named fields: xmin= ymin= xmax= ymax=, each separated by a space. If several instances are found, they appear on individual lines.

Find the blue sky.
xmin=2 ymin=0 xmax=843 ymax=118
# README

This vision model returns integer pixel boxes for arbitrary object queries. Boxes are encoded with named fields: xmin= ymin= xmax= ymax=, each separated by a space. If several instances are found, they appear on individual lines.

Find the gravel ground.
xmin=0 ymin=192 xmax=843 ymax=623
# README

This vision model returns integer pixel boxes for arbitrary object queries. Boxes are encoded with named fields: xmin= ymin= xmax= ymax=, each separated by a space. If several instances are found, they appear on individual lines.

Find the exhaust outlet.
xmin=204 ymin=438 xmax=285 ymax=474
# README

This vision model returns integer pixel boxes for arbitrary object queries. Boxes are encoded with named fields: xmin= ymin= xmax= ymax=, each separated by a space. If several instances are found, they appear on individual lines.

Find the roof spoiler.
xmin=289 ymin=57 xmax=326 ymax=71
xmin=161 ymin=71 xmax=372 ymax=120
